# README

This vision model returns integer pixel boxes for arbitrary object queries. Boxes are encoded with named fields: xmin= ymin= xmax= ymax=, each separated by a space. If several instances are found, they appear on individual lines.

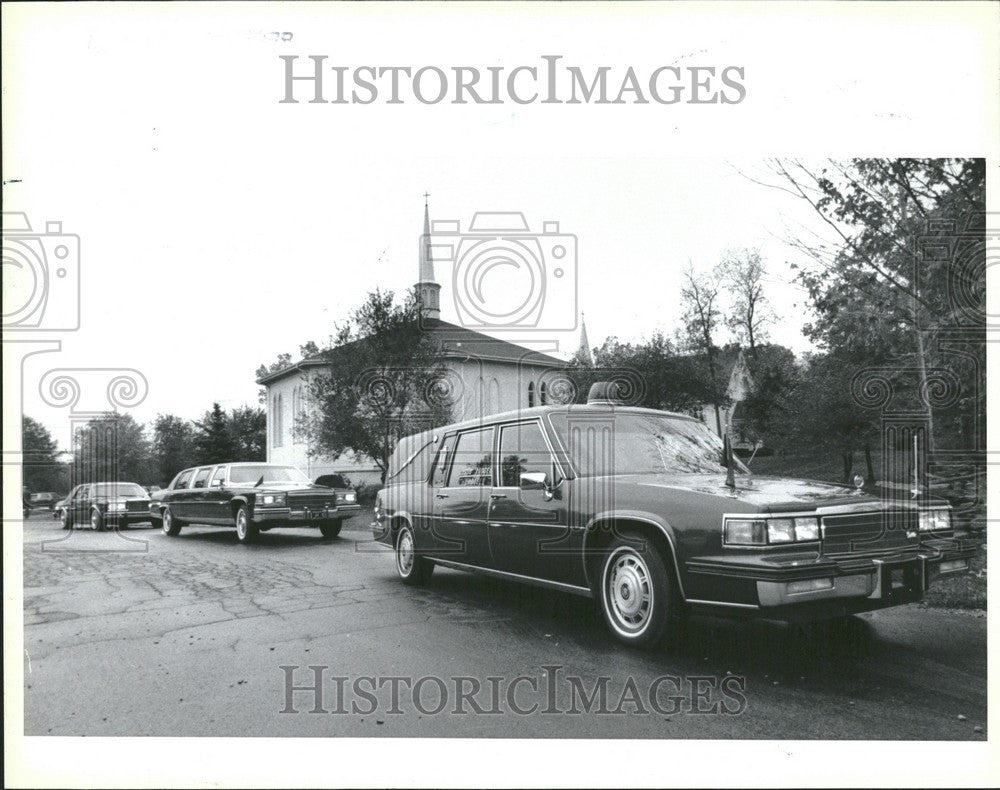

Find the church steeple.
xmin=577 ymin=312 xmax=593 ymax=365
xmin=416 ymin=193 xmax=441 ymax=321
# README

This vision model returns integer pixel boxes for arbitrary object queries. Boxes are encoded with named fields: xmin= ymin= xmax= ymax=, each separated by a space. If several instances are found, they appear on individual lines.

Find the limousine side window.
xmin=173 ymin=470 xmax=194 ymax=490
xmin=447 ymin=427 xmax=495 ymax=488
xmin=192 ymin=467 xmax=212 ymax=489
xmin=499 ymin=421 xmax=558 ymax=487
xmin=209 ymin=466 xmax=227 ymax=487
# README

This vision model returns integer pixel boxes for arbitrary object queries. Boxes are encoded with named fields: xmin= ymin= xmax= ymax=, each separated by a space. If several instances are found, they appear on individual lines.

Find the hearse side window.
xmin=192 ymin=467 xmax=213 ymax=489
xmin=446 ymin=427 xmax=495 ymax=488
xmin=388 ymin=435 xmax=438 ymax=485
xmin=498 ymin=421 xmax=558 ymax=487
xmin=173 ymin=470 xmax=194 ymax=490
xmin=431 ymin=437 xmax=453 ymax=488
xmin=209 ymin=466 xmax=227 ymax=487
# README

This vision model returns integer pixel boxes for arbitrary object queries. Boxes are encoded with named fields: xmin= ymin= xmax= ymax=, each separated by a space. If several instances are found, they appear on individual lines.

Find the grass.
xmin=921 ymin=545 xmax=987 ymax=611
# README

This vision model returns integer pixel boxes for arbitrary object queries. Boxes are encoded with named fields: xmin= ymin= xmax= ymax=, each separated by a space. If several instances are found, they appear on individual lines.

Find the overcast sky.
xmin=4 ymin=3 xmax=993 ymax=447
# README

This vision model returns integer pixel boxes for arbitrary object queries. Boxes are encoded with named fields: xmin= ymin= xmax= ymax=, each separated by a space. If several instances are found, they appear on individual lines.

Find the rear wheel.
xmin=319 ymin=520 xmax=342 ymax=540
xmin=598 ymin=531 xmax=673 ymax=648
xmin=161 ymin=507 xmax=182 ymax=536
xmin=395 ymin=522 xmax=433 ymax=585
xmin=235 ymin=504 xmax=258 ymax=544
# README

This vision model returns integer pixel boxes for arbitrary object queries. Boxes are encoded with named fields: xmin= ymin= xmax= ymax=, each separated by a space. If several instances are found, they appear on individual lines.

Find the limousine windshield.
xmin=548 ymin=412 xmax=750 ymax=477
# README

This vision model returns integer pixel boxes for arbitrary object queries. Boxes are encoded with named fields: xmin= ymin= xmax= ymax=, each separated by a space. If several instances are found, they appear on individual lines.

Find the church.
xmin=257 ymin=202 xmax=579 ymax=485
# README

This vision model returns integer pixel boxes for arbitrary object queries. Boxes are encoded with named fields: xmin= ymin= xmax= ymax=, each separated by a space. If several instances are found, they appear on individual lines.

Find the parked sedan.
xmin=152 ymin=462 xmax=361 ymax=544
xmin=58 ymin=482 xmax=153 ymax=531
xmin=28 ymin=492 xmax=61 ymax=512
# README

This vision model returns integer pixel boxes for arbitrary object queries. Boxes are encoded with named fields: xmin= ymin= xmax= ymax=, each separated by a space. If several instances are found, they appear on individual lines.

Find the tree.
xmin=680 ymin=262 xmax=726 ymax=434
xmin=193 ymin=403 xmax=235 ymax=465
xmin=22 ymin=416 xmax=68 ymax=492
xmin=738 ymin=344 xmax=799 ymax=442
xmin=72 ymin=413 xmax=153 ymax=484
xmin=303 ymin=288 xmax=450 ymax=481
xmin=229 ymin=405 xmax=266 ymax=461
xmin=718 ymin=247 xmax=773 ymax=355
xmin=151 ymin=414 xmax=196 ymax=485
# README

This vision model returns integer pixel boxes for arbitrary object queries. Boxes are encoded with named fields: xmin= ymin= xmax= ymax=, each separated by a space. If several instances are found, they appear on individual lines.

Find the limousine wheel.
xmin=235 ymin=504 xmax=259 ymax=544
xmin=161 ymin=507 xmax=182 ymax=536
xmin=395 ymin=523 xmax=433 ymax=585
xmin=60 ymin=509 xmax=72 ymax=530
xmin=90 ymin=508 xmax=105 ymax=531
xmin=599 ymin=533 xmax=672 ymax=648
xmin=319 ymin=520 xmax=342 ymax=540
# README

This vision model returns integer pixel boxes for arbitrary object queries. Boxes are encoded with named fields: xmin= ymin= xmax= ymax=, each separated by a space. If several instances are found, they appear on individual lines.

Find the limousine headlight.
xmin=919 ymin=508 xmax=951 ymax=532
xmin=338 ymin=492 xmax=356 ymax=503
xmin=108 ymin=501 xmax=126 ymax=512
xmin=724 ymin=516 xmax=821 ymax=546
xmin=260 ymin=493 xmax=286 ymax=507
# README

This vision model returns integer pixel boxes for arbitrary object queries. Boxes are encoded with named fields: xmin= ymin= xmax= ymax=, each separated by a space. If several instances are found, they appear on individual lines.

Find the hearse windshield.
xmin=548 ymin=412 xmax=750 ymax=477
xmin=229 ymin=465 xmax=310 ymax=484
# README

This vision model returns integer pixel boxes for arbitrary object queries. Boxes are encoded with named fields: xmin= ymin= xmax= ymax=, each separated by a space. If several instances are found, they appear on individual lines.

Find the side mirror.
xmin=520 ymin=471 xmax=548 ymax=490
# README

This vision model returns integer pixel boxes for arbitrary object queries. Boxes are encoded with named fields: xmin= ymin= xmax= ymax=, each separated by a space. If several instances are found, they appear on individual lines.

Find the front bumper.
xmin=686 ymin=538 xmax=978 ymax=620
xmin=253 ymin=503 xmax=362 ymax=526
xmin=104 ymin=509 xmax=153 ymax=524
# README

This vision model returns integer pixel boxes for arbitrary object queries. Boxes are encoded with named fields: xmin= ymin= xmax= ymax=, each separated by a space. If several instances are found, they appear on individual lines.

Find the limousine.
xmin=151 ymin=462 xmax=360 ymax=543
xmin=373 ymin=382 xmax=976 ymax=647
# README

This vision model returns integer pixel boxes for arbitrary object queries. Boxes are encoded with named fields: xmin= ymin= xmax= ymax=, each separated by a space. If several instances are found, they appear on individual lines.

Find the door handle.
xmin=435 ymin=493 xmax=449 ymax=499
xmin=489 ymin=493 xmax=507 ymax=500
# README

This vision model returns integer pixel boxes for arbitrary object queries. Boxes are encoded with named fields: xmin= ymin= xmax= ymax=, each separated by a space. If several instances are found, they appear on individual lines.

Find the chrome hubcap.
xmin=237 ymin=511 xmax=247 ymax=539
xmin=91 ymin=511 xmax=99 ymax=530
xmin=162 ymin=511 xmax=171 ymax=533
xmin=397 ymin=529 xmax=414 ymax=575
xmin=607 ymin=551 xmax=652 ymax=631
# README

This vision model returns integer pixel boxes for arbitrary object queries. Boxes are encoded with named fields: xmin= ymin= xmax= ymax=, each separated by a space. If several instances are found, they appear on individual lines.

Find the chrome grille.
xmin=821 ymin=510 xmax=918 ymax=555
xmin=126 ymin=500 xmax=148 ymax=513
xmin=287 ymin=493 xmax=337 ymax=509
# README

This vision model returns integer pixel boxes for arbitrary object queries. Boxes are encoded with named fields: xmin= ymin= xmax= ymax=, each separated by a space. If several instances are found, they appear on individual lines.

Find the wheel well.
xmin=583 ymin=518 xmax=682 ymax=596
xmin=387 ymin=515 xmax=410 ymax=544
xmin=230 ymin=499 xmax=248 ymax=519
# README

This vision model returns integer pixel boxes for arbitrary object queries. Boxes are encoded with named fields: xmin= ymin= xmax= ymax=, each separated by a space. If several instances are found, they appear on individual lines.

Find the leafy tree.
xmin=72 ymin=413 xmax=154 ymax=485
xmin=738 ymin=344 xmax=799 ymax=443
xmin=151 ymin=414 xmax=196 ymax=485
xmin=22 ymin=416 xmax=68 ymax=493
xmin=303 ymin=288 xmax=450 ymax=481
xmin=193 ymin=403 xmax=235 ymax=465
xmin=229 ymin=405 xmax=266 ymax=461
xmin=718 ymin=247 xmax=773 ymax=355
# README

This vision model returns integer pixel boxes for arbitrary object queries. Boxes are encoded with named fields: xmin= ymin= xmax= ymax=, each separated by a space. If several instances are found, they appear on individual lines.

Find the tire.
xmin=395 ymin=522 xmax=433 ymax=585
xmin=234 ymin=504 xmax=258 ymax=545
xmin=60 ymin=509 xmax=73 ymax=530
xmin=598 ymin=531 xmax=674 ymax=648
xmin=161 ymin=506 xmax=184 ymax=536
xmin=319 ymin=520 xmax=342 ymax=540
xmin=90 ymin=508 xmax=105 ymax=532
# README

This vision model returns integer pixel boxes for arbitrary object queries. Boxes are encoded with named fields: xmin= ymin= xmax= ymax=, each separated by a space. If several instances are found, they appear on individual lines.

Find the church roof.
xmin=256 ymin=319 xmax=565 ymax=386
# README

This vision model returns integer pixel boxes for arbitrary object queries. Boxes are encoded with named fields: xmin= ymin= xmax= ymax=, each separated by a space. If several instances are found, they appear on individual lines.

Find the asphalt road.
xmin=22 ymin=511 xmax=987 ymax=739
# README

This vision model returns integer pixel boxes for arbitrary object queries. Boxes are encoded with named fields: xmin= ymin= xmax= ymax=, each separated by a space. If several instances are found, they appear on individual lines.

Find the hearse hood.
xmin=613 ymin=473 xmax=877 ymax=513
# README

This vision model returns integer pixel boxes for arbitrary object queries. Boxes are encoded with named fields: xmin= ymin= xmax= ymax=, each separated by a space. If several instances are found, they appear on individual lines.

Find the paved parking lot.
xmin=22 ymin=512 xmax=987 ymax=739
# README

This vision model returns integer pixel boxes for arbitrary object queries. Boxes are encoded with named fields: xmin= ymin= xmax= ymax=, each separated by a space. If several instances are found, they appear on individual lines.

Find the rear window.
xmin=387 ymin=433 xmax=438 ymax=485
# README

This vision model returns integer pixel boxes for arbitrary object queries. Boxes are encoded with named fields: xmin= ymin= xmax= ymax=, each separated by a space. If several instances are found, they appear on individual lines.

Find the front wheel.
xmin=60 ymin=509 xmax=73 ymax=530
xmin=395 ymin=522 xmax=434 ymax=585
xmin=235 ymin=504 xmax=258 ymax=544
xmin=319 ymin=520 xmax=342 ymax=540
xmin=598 ymin=532 xmax=673 ymax=648
xmin=90 ymin=508 xmax=105 ymax=532
xmin=161 ymin=507 xmax=182 ymax=536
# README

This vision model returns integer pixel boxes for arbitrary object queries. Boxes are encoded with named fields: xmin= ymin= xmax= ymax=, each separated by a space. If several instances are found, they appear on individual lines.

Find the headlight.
xmin=724 ymin=515 xmax=822 ymax=546
xmin=343 ymin=492 xmax=356 ymax=503
xmin=260 ymin=493 xmax=286 ymax=507
xmin=109 ymin=501 xmax=126 ymax=512
xmin=724 ymin=518 xmax=767 ymax=546
xmin=919 ymin=509 xmax=951 ymax=532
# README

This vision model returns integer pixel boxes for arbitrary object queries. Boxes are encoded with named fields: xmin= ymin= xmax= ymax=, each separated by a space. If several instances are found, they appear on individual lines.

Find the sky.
xmin=3 ymin=2 xmax=994 ymax=449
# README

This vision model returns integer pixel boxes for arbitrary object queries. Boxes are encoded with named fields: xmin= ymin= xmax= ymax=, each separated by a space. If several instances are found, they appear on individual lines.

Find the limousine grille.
xmin=125 ymin=500 xmax=148 ymax=513
xmin=821 ymin=510 xmax=918 ymax=555
xmin=286 ymin=493 xmax=338 ymax=510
